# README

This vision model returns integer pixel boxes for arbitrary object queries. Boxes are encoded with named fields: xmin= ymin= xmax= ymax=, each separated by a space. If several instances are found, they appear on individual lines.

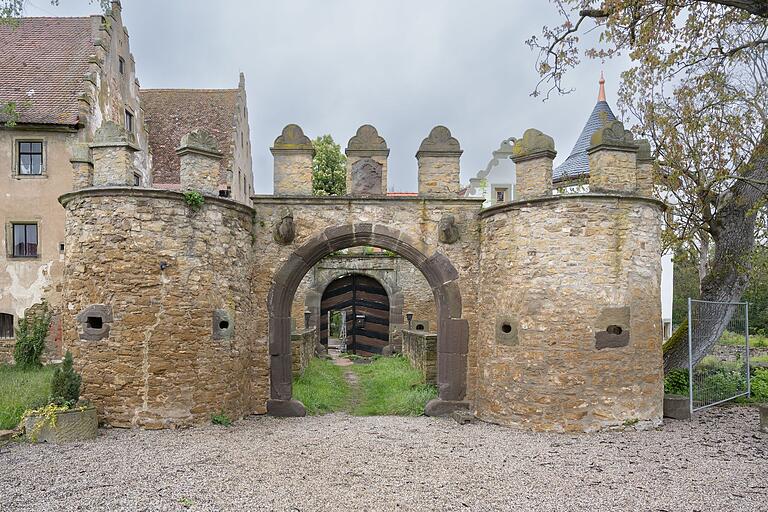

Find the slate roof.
xmin=141 ymin=89 xmax=238 ymax=185
xmin=0 ymin=17 xmax=95 ymax=126
xmin=552 ymin=100 xmax=616 ymax=182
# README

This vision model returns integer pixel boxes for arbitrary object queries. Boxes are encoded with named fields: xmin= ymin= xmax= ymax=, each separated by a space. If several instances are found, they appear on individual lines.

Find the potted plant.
xmin=22 ymin=351 xmax=98 ymax=443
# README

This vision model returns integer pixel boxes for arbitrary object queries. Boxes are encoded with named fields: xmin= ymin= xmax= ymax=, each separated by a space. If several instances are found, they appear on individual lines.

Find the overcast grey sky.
xmin=25 ymin=0 xmax=629 ymax=193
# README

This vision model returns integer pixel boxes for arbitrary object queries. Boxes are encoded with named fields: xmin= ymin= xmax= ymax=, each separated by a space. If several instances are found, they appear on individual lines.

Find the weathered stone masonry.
xmin=59 ymin=121 xmax=665 ymax=432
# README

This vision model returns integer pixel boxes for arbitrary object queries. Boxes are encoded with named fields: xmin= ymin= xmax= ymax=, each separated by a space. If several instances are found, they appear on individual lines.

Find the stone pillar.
xmin=587 ymin=120 xmax=640 ymax=194
xmin=510 ymin=128 xmax=556 ymax=200
xmin=69 ymin=143 xmax=93 ymax=190
xmin=176 ymin=129 xmax=223 ymax=196
xmin=345 ymin=125 xmax=389 ymax=195
xmin=89 ymin=121 xmax=139 ymax=187
xmin=416 ymin=126 xmax=462 ymax=197
xmin=636 ymin=139 xmax=654 ymax=197
xmin=271 ymin=124 xmax=315 ymax=196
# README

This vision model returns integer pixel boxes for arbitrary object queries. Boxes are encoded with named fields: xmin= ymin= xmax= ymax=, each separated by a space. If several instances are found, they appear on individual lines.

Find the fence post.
xmin=688 ymin=297 xmax=694 ymax=417
xmin=746 ymin=302 xmax=751 ymax=398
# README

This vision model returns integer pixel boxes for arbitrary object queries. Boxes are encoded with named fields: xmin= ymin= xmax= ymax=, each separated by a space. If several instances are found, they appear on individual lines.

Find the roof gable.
xmin=0 ymin=17 xmax=95 ymax=126
xmin=141 ymin=89 xmax=239 ymax=185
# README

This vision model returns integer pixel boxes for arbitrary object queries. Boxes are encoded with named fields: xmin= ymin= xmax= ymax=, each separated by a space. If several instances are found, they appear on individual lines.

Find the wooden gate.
xmin=320 ymin=274 xmax=390 ymax=355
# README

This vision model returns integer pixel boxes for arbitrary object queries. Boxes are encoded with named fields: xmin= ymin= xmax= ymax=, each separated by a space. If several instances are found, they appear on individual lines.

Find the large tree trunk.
xmin=663 ymin=132 xmax=768 ymax=372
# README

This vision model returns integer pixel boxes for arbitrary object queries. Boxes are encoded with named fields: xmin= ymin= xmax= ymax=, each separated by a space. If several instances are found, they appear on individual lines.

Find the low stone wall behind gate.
xmin=60 ymin=189 xmax=259 ymax=428
xmin=402 ymin=329 xmax=437 ymax=385
xmin=291 ymin=327 xmax=317 ymax=378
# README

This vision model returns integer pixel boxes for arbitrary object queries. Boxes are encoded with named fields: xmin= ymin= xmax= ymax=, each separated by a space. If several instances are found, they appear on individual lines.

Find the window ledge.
xmin=14 ymin=174 xmax=48 ymax=180
xmin=8 ymin=256 xmax=41 ymax=261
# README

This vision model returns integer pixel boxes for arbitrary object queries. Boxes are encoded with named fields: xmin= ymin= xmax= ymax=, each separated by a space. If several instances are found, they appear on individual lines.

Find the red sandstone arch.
xmin=267 ymin=223 xmax=469 ymax=417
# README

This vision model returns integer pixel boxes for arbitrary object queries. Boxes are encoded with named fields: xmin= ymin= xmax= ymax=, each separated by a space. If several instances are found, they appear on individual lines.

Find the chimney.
xmin=176 ymin=129 xmax=223 ymax=196
xmin=90 ymin=121 xmax=139 ymax=187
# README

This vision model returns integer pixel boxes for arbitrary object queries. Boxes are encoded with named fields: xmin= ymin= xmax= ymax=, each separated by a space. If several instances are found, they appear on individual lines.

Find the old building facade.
xmin=0 ymin=1 xmax=150 ymax=359
xmin=59 ymin=119 xmax=666 ymax=432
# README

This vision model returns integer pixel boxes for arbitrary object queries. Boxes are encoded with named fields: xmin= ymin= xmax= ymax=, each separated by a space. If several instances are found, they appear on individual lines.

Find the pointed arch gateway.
xmin=267 ymin=223 xmax=469 ymax=417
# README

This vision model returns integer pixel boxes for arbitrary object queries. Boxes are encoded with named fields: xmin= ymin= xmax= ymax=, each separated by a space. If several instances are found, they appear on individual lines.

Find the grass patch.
xmin=293 ymin=358 xmax=350 ymax=415
xmin=718 ymin=330 xmax=768 ymax=348
xmin=0 ymin=364 xmax=54 ymax=429
xmin=351 ymin=356 xmax=437 ymax=416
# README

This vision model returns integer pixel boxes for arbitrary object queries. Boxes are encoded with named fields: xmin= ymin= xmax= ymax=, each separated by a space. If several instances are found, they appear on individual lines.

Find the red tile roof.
xmin=0 ymin=17 xmax=95 ymax=126
xmin=141 ymin=89 xmax=238 ymax=185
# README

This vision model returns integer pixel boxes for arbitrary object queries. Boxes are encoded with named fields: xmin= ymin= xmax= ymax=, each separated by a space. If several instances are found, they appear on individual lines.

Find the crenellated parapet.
xmin=587 ymin=119 xmax=640 ymax=194
xmin=510 ymin=128 xmax=556 ymax=200
xmin=271 ymin=124 xmax=315 ymax=196
xmin=346 ymin=125 xmax=390 ymax=195
xmin=416 ymin=126 xmax=463 ymax=197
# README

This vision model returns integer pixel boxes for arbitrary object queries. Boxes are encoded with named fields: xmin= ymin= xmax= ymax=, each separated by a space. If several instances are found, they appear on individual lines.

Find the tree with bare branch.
xmin=529 ymin=0 xmax=768 ymax=371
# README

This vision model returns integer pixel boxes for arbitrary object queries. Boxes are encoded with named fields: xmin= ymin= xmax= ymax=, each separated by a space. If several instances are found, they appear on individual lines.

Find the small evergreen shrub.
xmin=13 ymin=303 xmax=51 ymax=368
xmin=50 ymin=351 xmax=82 ymax=406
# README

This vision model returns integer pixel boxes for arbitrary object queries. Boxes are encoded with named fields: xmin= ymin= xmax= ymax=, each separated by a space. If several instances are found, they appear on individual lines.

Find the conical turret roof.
xmin=553 ymin=74 xmax=616 ymax=182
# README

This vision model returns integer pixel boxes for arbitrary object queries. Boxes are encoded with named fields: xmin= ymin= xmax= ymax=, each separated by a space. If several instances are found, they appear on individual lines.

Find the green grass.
xmin=0 ymin=364 xmax=54 ymax=429
xmin=718 ymin=330 xmax=768 ymax=348
xmin=350 ymin=356 xmax=437 ymax=416
xmin=293 ymin=358 xmax=350 ymax=415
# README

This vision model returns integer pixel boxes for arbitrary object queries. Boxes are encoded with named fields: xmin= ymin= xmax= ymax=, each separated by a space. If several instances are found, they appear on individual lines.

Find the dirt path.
xmin=329 ymin=348 xmax=362 ymax=412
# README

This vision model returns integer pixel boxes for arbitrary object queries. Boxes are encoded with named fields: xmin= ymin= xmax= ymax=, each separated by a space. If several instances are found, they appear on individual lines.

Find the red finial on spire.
xmin=598 ymin=71 xmax=606 ymax=102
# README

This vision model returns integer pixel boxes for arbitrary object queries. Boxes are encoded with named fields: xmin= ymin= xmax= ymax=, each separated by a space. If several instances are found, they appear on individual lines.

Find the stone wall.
xmin=475 ymin=194 xmax=664 ymax=432
xmin=60 ymin=188 xmax=257 ymax=428
xmin=402 ymin=329 xmax=437 ymax=385
xmin=291 ymin=327 xmax=316 ymax=378
xmin=251 ymin=196 xmax=482 ymax=405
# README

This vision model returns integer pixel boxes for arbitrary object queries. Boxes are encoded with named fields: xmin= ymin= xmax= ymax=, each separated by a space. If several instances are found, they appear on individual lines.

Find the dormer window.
xmin=119 ymin=56 xmax=125 ymax=74
xmin=124 ymin=109 xmax=133 ymax=132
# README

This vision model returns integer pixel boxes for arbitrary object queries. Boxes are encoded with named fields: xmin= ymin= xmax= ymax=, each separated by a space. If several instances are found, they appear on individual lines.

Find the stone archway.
xmin=267 ymin=223 xmax=468 ymax=417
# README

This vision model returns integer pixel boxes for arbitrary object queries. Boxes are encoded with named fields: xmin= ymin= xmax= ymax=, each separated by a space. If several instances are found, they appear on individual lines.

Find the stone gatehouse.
xmin=59 ymin=120 xmax=665 ymax=432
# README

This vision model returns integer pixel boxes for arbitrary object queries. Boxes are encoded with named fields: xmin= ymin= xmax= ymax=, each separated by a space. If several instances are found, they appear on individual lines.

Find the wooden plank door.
xmin=320 ymin=274 xmax=389 ymax=355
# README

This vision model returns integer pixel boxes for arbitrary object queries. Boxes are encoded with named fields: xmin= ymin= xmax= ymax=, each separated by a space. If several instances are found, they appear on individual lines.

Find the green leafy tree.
xmin=530 ymin=1 xmax=768 ymax=371
xmin=312 ymin=135 xmax=346 ymax=196
xmin=13 ymin=302 xmax=51 ymax=368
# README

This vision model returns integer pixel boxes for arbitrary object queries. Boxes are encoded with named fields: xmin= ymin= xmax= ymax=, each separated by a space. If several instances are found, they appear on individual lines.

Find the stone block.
xmin=424 ymin=399 xmax=470 ymax=417
xmin=496 ymin=315 xmax=519 ymax=346
xmin=424 ymin=252 xmax=460 ymax=287
xmin=759 ymin=404 xmax=768 ymax=433
xmin=437 ymin=352 xmax=467 ymax=401
xmin=212 ymin=309 xmax=233 ymax=340
xmin=663 ymin=394 xmax=691 ymax=420
xmin=76 ymin=304 xmax=113 ymax=342
xmin=266 ymin=399 xmax=306 ymax=417
xmin=452 ymin=409 xmax=477 ymax=425
xmin=349 ymin=158 xmax=383 ymax=196
xmin=439 ymin=318 xmax=469 ymax=354
xmin=269 ymin=317 xmax=292 ymax=355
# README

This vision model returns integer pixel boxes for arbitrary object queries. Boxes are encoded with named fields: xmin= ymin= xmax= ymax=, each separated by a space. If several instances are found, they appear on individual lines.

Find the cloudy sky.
xmin=25 ymin=0 xmax=629 ymax=193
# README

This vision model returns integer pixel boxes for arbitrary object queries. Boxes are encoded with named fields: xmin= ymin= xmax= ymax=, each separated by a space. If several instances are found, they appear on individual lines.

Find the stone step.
xmin=0 ymin=430 xmax=15 ymax=442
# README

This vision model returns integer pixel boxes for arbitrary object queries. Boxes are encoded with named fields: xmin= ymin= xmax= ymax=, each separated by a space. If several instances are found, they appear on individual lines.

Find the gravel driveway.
xmin=2 ymin=407 xmax=766 ymax=511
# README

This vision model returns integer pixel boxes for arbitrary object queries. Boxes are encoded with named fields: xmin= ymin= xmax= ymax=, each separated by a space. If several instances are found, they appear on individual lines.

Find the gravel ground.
xmin=2 ymin=406 xmax=766 ymax=511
